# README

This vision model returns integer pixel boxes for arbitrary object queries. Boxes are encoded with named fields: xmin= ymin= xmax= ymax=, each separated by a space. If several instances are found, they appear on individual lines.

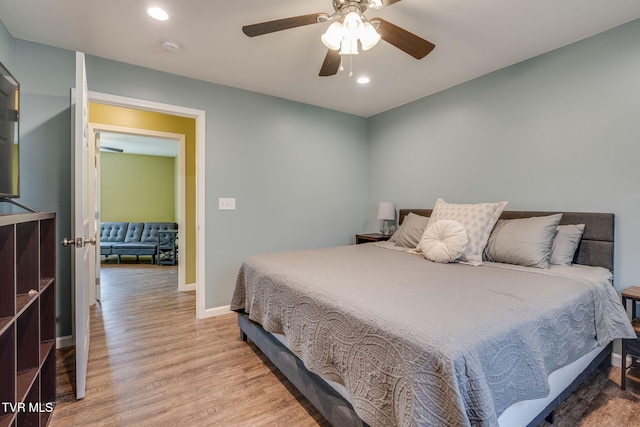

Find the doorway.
xmin=87 ymin=92 xmax=207 ymax=318
xmin=92 ymin=126 xmax=188 ymax=291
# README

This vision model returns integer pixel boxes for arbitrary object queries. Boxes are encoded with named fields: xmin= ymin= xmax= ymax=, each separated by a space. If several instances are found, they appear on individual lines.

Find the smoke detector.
xmin=161 ymin=39 xmax=181 ymax=53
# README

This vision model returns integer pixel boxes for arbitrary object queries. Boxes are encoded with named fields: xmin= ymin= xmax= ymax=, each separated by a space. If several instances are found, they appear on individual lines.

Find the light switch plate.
xmin=219 ymin=197 xmax=236 ymax=210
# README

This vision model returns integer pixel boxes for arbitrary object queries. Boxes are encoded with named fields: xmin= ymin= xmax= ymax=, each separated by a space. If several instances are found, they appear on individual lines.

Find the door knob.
xmin=62 ymin=237 xmax=97 ymax=247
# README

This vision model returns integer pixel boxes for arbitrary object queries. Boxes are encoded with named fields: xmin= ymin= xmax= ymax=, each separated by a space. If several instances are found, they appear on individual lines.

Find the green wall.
xmin=101 ymin=152 xmax=176 ymax=222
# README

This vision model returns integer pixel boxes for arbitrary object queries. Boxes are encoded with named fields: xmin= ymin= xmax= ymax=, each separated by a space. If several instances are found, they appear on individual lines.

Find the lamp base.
xmin=380 ymin=219 xmax=394 ymax=236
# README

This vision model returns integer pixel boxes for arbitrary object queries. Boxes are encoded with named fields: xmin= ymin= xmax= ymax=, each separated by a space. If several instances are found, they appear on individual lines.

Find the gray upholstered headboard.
xmin=398 ymin=209 xmax=615 ymax=271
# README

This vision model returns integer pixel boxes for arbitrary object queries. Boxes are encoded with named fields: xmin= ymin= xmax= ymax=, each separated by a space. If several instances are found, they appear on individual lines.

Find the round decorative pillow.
xmin=418 ymin=220 xmax=469 ymax=263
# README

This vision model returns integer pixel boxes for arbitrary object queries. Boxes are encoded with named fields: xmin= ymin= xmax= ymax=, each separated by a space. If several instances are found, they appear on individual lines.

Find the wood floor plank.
xmin=52 ymin=263 xmax=640 ymax=426
xmin=51 ymin=264 xmax=328 ymax=427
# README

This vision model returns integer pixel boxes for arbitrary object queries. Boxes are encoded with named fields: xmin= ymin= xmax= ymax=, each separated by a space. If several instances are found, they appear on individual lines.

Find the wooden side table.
xmin=355 ymin=233 xmax=392 ymax=244
xmin=621 ymin=286 xmax=640 ymax=390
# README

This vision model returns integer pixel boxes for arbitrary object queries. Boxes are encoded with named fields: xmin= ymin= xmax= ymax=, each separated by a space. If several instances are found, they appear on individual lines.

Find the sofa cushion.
xmin=100 ymin=222 xmax=128 ymax=242
xmin=141 ymin=222 xmax=178 ymax=243
xmin=112 ymin=242 xmax=158 ymax=256
xmin=100 ymin=244 xmax=114 ymax=256
xmin=124 ymin=222 xmax=145 ymax=243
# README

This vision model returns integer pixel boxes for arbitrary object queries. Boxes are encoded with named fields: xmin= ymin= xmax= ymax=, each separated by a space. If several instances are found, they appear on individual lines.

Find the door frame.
xmin=88 ymin=91 xmax=207 ymax=318
xmin=91 ymin=124 xmax=188 ymax=291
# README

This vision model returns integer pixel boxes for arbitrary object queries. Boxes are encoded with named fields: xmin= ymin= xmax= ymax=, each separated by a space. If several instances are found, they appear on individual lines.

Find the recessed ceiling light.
xmin=147 ymin=7 xmax=169 ymax=21
xmin=357 ymin=76 xmax=370 ymax=84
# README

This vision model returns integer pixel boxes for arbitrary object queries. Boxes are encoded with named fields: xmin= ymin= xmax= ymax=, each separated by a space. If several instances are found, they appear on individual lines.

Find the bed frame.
xmin=237 ymin=209 xmax=615 ymax=427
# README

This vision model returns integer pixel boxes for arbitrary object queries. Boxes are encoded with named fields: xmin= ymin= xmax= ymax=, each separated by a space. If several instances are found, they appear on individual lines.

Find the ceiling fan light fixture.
xmin=241 ymin=0 xmax=436 ymax=77
xmin=340 ymin=37 xmax=359 ymax=55
xmin=343 ymin=11 xmax=363 ymax=32
xmin=359 ymin=22 xmax=381 ymax=51
xmin=321 ymin=21 xmax=344 ymax=50
xmin=323 ymin=9 xmax=380 ymax=55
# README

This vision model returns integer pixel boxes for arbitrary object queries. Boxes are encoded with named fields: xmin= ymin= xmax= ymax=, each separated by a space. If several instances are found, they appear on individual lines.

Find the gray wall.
xmin=8 ymin=37 xmax=369 ymax=337
xmin=4 ymin=16 xmax=640 ymax=338
xmin=368 ymin=18 xmax=640 ymax=291
xmin=0 ymin=18 xmax=11 ymax=66
xmin=0 ymin=19 xmax=13 ymax=215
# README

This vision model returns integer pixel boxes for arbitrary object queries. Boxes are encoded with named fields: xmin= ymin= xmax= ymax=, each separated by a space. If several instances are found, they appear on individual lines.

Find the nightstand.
xmin=355 ymin=233 xmax=392 ymax=244
xmin=621 ymin=286 xmax=640 ymax=390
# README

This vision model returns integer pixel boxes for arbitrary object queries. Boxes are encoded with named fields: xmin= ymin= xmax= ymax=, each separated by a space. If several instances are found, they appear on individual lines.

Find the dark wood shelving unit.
xmin=0 ymin=212 xmax=56 ymax=427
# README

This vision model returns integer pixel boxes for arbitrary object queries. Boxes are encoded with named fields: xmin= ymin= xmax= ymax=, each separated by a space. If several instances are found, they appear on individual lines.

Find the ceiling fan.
xmin=100 ymin=146 xmax=124 ymax=153
xmin=242 ymin=0 xmax=435 ymax=77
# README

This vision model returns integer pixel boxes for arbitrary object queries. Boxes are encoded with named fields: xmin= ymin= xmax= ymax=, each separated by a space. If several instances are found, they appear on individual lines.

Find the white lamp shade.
xmin=377 ymin=202 xmax=395 ymax=220
xmin=343 ymin=11 xmax=362 ymax=32
xmin=359 ymin=22 xmax=381 ymax=51
xmin=321 ymin=22 xmax=344 ymax=50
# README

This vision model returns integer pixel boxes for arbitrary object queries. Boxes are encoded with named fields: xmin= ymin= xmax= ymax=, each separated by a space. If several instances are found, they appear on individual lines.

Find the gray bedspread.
xmin=230 ymin=243 xmax=634 ymax=427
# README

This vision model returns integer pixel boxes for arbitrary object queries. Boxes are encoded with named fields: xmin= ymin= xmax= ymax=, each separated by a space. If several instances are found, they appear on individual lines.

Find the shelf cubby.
xmin=0 ymin=325 xmax=16 ymax=421
xmin=15 ymin=221 xmax=39 ymax=297
xmin=0 ymin=212 xmax=56 ymax=427
xmin=39 ymin=284 xmax=55 ymax=348
xmin=17 ymin=303 xmax=39 ymax=374
xmin=17 ymin=373 xmax=40 ymax=427
xmin=39 ymin=219 xmax=55 ymax=283
xmin=0 ymin=225 xmax=15 ymax=324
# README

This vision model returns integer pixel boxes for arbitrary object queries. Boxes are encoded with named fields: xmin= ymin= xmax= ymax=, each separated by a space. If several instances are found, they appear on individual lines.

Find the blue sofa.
xmin=100 ymin=222 xmax=177 ymax=264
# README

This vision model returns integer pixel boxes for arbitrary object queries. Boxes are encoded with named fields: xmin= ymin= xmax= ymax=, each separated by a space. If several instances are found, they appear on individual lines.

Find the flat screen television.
xmin=0 ymin=60 xmax=19 ymax=200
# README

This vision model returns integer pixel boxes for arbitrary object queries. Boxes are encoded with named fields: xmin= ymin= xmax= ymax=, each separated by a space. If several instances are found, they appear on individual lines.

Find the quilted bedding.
xmin=230 ymin=243 xmax=634 ymax=427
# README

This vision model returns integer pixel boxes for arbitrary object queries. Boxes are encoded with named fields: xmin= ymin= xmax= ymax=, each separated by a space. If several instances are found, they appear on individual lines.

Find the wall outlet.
xmin=219 ymin=197 xmax=236 ymax=210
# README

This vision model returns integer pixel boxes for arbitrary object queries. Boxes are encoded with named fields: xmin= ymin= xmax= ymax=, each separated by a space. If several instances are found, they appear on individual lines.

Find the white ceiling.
xmin=100 ymin=132 xmax=178 ymax=157
xmin=1 ymin=0 xmax=639 ymax=117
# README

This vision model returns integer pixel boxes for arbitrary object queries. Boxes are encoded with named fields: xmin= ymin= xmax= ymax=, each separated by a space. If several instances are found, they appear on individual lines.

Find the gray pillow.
xmin=550 ymin=224 xmax=585 ymax=266
xmin=484 ymin=214 xmax=563 ymax=268
xmin=390 ymin=212 xmax=429 ymax=248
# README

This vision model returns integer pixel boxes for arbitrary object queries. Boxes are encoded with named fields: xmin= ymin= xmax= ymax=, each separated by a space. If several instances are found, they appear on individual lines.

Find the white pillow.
xmin=418 ymin=220 xmax=469 ymax=263
xmin=550 ymin=224 xmax=585 ymax=266
xmin=427 ymin=198 xmax=508 ymax=265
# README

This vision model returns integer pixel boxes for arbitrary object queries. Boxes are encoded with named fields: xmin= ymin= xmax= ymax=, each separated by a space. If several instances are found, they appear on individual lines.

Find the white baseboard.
xmin=56 ymin=335 xmax=73 ymax=349
xmin=203 ymin=305 xmax=232 ymax=318
xmin=180 ymin=282 xmax=196 ymax=292
xmin=610 ymin=351 xmax=632 ymax=368
xmin=57 ymin=304 xmax=231 ymax=347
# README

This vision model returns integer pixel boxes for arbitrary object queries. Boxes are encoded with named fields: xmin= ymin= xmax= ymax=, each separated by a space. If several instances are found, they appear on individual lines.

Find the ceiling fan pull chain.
xmin=348 ymin=54 xmax=353 ymax=77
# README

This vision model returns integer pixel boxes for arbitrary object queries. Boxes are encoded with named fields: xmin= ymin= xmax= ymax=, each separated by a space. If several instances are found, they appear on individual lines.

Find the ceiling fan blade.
xmin=384 ymin=0 xmax=403 ymax=5
xmin=100 ymin=146 xmax=124 ymax=153
xmin=319 ymin=49 xmax=341 ymax=77
xmin=374 ymin=18 xmax=435 ymax=59
xmin=242 ymin=14 xmax=324 ymax=37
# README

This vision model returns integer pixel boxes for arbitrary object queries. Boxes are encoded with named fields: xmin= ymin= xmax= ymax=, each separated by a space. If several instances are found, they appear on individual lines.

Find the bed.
xmin=231 ymin=207 xmax=635 ymax=427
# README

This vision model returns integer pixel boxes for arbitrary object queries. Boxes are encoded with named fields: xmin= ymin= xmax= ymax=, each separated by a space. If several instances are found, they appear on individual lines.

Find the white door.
xmin=66 ymin=51 xmax=96 ymax=400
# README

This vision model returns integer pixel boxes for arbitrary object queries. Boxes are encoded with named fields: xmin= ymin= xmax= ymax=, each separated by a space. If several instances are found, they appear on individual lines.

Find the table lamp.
xmin=377 ymin=202 xmax=395 ymax=236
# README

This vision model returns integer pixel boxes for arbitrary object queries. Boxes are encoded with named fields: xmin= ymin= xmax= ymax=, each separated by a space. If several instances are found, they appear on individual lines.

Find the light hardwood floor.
xmin=52 ymin=264 xmax=640 ymax=426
